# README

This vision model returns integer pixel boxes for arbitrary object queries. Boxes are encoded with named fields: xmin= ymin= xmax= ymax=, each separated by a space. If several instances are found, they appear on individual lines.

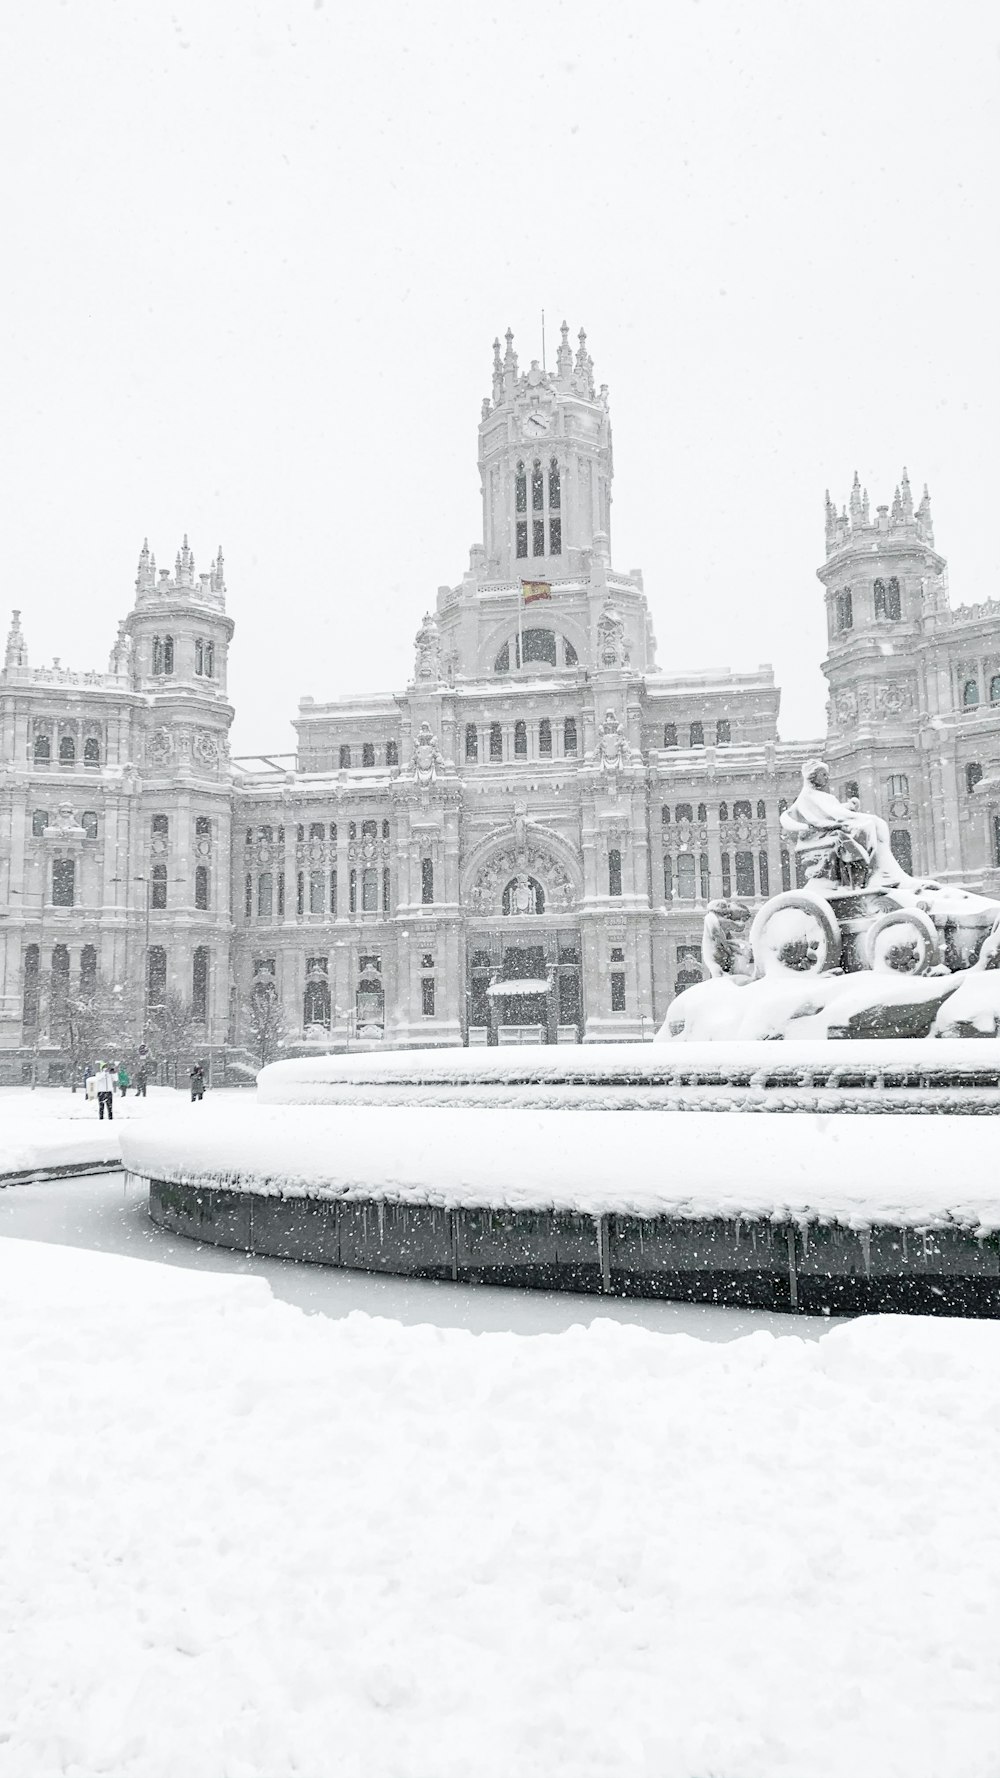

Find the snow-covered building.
xmin=2 ymin=327 xmax=999 ymax=1076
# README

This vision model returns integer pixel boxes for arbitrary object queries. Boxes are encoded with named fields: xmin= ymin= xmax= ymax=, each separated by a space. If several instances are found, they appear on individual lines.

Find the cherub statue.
xmin=701 ymin=899 xmax=754 ymax=979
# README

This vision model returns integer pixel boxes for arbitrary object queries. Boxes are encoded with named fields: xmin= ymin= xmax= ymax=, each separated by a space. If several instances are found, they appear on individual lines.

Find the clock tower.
xmin=478 ymin=323 xmax=613 ymax=582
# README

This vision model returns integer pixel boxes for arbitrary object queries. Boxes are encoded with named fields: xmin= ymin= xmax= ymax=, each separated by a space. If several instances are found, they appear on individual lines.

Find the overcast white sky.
xmin=2 ymin=1 xmax=997 ymax=754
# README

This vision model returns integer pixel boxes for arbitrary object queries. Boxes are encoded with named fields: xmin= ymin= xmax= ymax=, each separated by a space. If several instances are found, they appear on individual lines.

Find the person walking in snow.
xmin=134 ymin=1061 xmax=148 ymax=1098
xmin=93 ymin=1062 xmax=114 ymax=1121
xmin=189 ymin=1062 xmax=205 ymax=1102
xmin=117 ymin=1063 xmax=130 ymax=1098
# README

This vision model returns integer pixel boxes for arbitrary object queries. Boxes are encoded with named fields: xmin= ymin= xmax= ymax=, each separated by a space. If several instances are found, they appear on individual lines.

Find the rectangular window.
xmin=610 ymin=972 xmax=626 ymax=1013
xmin=516 ymin=521 xmax=528 ymax=559
xmin=514 ymin=720 xmax=527 ymax=757
xmin=329 ymin=870 xmax=337 ymax=915
xmin=564 ymin=717 xmax=577 ymax=755
xmin=309 ymin=869 xmax=324 ymax=914
xmin=781 ymin=851 xmax=792 ymax=892
xmin=608 ymin=849 xmax=622 ymax=897
xmin=296 ymin=872 xmax=304 ymax=915
xmin=195 ymin=865 xmax=209 ymax=910
xmin=465 ymin=724 xmax=478 ymax=763
xmin=195 ymin=639 xmax=204 ymax=675
xmin=758 ymin=852 xmax=769 ymax=898
xmin=278 ymin=872 xmax=285 ymax=917
xmin=192 ymin=947 xmax=208 ymax=1022
xmin=349 ymin=869 xmax=357 ymax=913
xmin=146 ymin=946 xmax=167 ymax=1008
xmin=362 ymin=868 xmax=378 ymax=912
xmin=362 ymin=742 xmax=375 ymax=768
xmin=386 ymin=740 xmax=398 ymax=766
xmin=677 ymin=854 xmax=695 ymax=899
xmin=700 ymin=853 xmax=710 ymax=899
xmin=421 ymin=858 xmax=434 ymax=904
xmin=258 ymin=872 xmax=273 ymax=917
xmin=538 ymin=718 xmax=552 ymax=756
xmin=382 ymin=866 xmax=390 ymax=913
xmin=532 ymin=518 xmax=545 ymax=556
xmin=490 ymin=723 xmax=503 ymax=761
xmin=245 ymin=874 xmax=253 ymax=919
xmin=549 ymin=518 xmax=561 ymax=556
xmin=735 ymin=852 xmax=755 ymax=898
xmin=721 ymin=852 xmax=731 ymax=898
xmin=52 ymin=858 xmax=75 ymax=907
xmin=339 ymin=745 xmax=351 ymax=769
xmin=421 ymin=978 xmax=435 ymax=1016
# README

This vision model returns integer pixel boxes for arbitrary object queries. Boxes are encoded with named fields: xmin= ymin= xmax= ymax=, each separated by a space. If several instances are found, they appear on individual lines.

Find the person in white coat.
xmin=93 ymin=1063 xmax=114 ymax=1121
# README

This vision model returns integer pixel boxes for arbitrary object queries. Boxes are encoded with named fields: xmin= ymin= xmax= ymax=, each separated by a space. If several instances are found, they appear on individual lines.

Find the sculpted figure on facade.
xmin=596 ymin=600 xmax=629 ymax=669
xmin=589 ymin=708 xmax=635 ymax=774
xmin=408 ymin=719 xmax=451 ymax=785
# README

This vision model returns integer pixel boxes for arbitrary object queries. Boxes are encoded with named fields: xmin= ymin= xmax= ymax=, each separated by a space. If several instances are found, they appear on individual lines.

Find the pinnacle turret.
xmin=825 ymin=469 xmax=935 ymax=556
xmin=573 ymin=327 xmax=595 ymax=398
xmin=556 ymin=318 xmax=573 ymax=383
xmin=4 ymin=609 xmax=27 ymax=671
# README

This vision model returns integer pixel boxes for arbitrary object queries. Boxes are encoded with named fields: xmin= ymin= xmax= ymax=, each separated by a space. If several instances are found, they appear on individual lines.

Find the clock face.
xmin=524 ymin=410 xmax=551 ymax=437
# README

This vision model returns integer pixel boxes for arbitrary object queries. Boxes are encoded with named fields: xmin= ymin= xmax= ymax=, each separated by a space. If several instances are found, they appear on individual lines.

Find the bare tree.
xmin=244 ymin=976 xmax=285 ymax=1070
xmin=48 ymin=975 xmax=142 ymax=1089
xmin=149 ymin=990 xmax=199 ymax=1089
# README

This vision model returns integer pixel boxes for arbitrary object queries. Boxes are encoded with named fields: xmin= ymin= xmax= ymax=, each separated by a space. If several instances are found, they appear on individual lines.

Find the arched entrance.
xmin=462 ymin=827 xmax=584 ymax=1046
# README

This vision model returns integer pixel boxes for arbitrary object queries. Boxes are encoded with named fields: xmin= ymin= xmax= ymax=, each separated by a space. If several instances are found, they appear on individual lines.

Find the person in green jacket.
xmin=117 ymin=1063 xmax=131 ymax=1098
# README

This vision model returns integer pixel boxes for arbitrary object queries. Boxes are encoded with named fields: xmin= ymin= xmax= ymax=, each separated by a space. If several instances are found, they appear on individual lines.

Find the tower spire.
xmin=849 ymin=470 xmax=863 ymax=528
xmin=491 ymin=336 xmax=503 ymax=406
xmin=574 ymin=327 xmax=595 ymax=398
xmin=900 ymin=466 xmax=914 ymax=520
xmin=556 ymin=318 xmax=573 ymax=383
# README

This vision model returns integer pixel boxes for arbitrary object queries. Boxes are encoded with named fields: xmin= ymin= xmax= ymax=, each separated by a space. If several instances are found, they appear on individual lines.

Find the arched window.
xmin=465 ymin=724 xmax=478 ymax=762
xmin=967 ymin=762 xmax=984 ymax=795
xmin=874 ymin=577 xmax=901 ymax=621
xmin=690 ymin=721 xmax=704 ymax=748
xmin=532 ymin=459 xmax=544 ymax=512
xmin=733 ymin=800 xmax=752 ymax=820
xmin=836 ymin=589 xmax=853 ymax=632
xmin=564 ymin=639 xmax=577 ymax=665
xmin=515 ymin=460 xmax=527 ymax=513
xmin=386 ymin=739 xmax=398 ymax=766
xmin=700 ymin=853 xmax=711 ymax=899
xmin=80 ymin=945 xmax=97 ymax=996
xmin=82 ymin=811 xmax=98 ymax=840
xmin=494 ymin=642 xmax=510 ymax=674
xmin=991 ymin=675 xmax=1000 ymax=705
xmin=195 ymin=865 xmax=209 ymax=909
xmin=33 ymin=733 xmax=50 ymax=764
xmin=163 ymin=636 xmax=174 ymax=674
xmin=675 ymin=803 xmax=693 ymax=822
xmin=514 ymin=720 xmax=527 ymax=757
xmin=362 ymin=742 xmax=375 ymax=768
xmin=339 ymin=744 xmax=352 ymax=769
xmin=304 ymin=970 xmax=331 ymax=1029
xmin=539 ymin=718 xmax=552 ymax=756
xmin=205 ymin=642 xmax=215 ymax=677
xmin=549 ymin=460 xmax=562 ymax=555
xmin=676 ymin=854 xmax=695 ymax=899
xmin=52 ymin=858 xmax=75 ymax=907
xmin=663 ymin=856 xmax=672 ymax=901
xmin=59 ymin=735 xmax=75 ymax=764
xmin=663 ymin=723 xmax=677 ymax=748
xmin=84 ymin=737 xmax=100 ymax=767
xmin=421 ymin=858 xmax=434 ymax=904
xmin=716 ymin=719 xmax=731 ymax=745
xmin=192 ymin=947 xmax=209 ymax=1022
xmin=735 ymin=852 xmax=755 ymax=897
xmin=522 ymin=628 xmax=557 ymax=665
xmin=563 ymin=717 xmax=577 ymax=756
xmin=147 ymin=945 xmax=167 ymax=1008
xmin=152 ymin=814 xmax=169 ymax=839
xmin=151 ymin=862 xmax=167 ymax=909
xmin=548 ymin=458 xmax=560 ymax=510
xmin=890 ymin=829 xmax=913 ymax=875
xmin=490 ymin=722 xmax=503 ymax=760
xmin=963 ymin=679 xmax=979 ymax=708
xmin=31 ymin=809 xmax=48 ymax=836
xmin=152 ymin=636 xmax=163 ymax=675
xmin=515 ymin=461 xmax=527 ymax=559
xmin=608 ymin=849 xmax=622 ymax=897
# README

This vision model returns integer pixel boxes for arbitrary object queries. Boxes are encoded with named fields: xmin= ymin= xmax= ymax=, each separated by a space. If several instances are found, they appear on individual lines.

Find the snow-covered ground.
xmin=122 ymin=1097 xmax=1000 ymax=1232
xmin=0 ymin=1230 xmax=997 ymax=1778
xmin=0 ymin=1086 xmax=226 ymax=1177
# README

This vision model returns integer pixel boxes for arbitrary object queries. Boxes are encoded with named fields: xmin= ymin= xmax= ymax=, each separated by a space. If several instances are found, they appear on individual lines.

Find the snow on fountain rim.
xmin=119 ymin=1100 xmax=1000 ymax=1233
xmin=256 ymin=1038 xmax=1000 ymax=1101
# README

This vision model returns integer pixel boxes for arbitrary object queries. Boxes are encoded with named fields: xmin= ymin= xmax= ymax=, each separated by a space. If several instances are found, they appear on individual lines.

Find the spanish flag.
xmin=521 ymin=579 xmax=552 ymax=604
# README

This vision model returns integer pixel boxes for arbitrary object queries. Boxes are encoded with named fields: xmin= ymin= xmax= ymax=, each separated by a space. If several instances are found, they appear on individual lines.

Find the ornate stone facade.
xmin=2 ymin=334 xmax=1000 ymax=1074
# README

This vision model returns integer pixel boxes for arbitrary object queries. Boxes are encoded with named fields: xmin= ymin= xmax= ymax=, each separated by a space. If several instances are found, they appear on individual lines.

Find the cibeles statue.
xmin=658 ymin=755 xmax=1000 ymax=1042
xmin=780 ymin=760 xmax=906 ymax=891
